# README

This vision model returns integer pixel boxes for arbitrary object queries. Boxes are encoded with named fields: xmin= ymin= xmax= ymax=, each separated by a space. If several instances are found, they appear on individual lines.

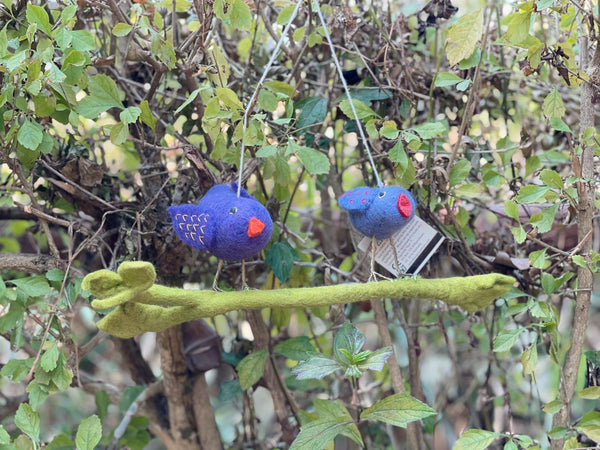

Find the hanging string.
xmin=313 ymin=1 xmax=383 ymax=188
xmin=237 ymin=0 xmax=304 ymax=197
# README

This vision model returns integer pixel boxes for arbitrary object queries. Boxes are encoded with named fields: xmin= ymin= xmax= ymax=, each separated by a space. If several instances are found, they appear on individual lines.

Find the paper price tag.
xmin=357 ymin=216 xmax=444 ymax=276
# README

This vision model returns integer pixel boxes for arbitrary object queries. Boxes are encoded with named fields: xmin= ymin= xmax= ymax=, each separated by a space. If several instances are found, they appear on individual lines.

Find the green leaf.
xmin=0 ymin=305 xmax=21 ymax=335
xmin=543 ymin=400 xmax=563 ymax=414
xmin=231 ymin=0 xmax=252 ymax=30
xmin=456 ymin=79 xmax=472 ymax=91
xmin=110 ymin=122 xmax=129 ymax=145
xmin=540 ymin=169 xmax=563 ymax=189
xmin=578 ymin=386 xmax=600 ymax=400
xmin=215 ymin=87 xmax=243 ymax=110
xmin=40 ymin=343 xmax=60 ymax=372
xmin=449 ymin=160 xmax=472 ymax=187
xmin=26 ymin=4 xmax=52 ymax=36
xmin=334 ymin=322 xmax=365 ymax=365
xmin=112 ymin=23 xmax=133 ymax=36
xmin=293 ymin=144 xmax=330 ymax=175
xmin=358 ymin=347 xmax=393 ymax=372
xmin=150 ymin=34 xmax=176 ymax=69
xmin=77 ymin=74 xmax=124 ymax=118
xmin=380 ymin=120 xmax=399 ymax=139
xmin=541 ymin=271 xmax=573 ymax=295
xmin=572 ymin=254 xmax=587 ymax=268
xmin=339 ymin=98 xmax=379 ymax=120
xmin=411 ymin=122 xmax=446 ymax=139
xmin=504 ymin=200 xmax=520 ymax=221
xmin=120 ymin=107 xmax=141 ymax=125
xmin=297 ymin=96 xmax=327 ymax=129
xmin=493 ymin=328 xmax=525 ymax=352
xmin=256 ymin=145 xmax=278 ymax=158
xmin=1 ymin=358 xmax=34 ymax=382
xmin=549 ymin=117 xmax=572 ymax=133
xmin=9 ymin=275 xmax=51 ymax=297
xmin=452 ymin=183 xmax=482 ymax=197
xmin=2 ymin=50 xmax=27 ymax=72
xmin=291 ymin=399 xmax=362 ymax=450
xmin=45 ymin=269 xmax=65 ymax=282
xmin=434 ymin=72 xmax=465 ymax=87
xmin=47 ymin=433 xmax=76 ymax=450
xmin=515 ymin=185 xmax=551 ymax=203
xmin=27 ymin=382 xmax=49 ymax=411
xmin=446 ymin=10 xmax=483 ymax=65
xmin=60 ymin=5 xmax=78 ymax=23
xmin=521 ymin=342 xmax=537 ymax=375
xmin=453 ymin=429 xmax=501 ymax=450
xmin=360 ymin=394 xmax=436 ymax=428
xmin=236 ymin=349 xmax=268 ymax=390
xmin=542 ymin=88 xmax=566 ymax=119
xmin=265 ymin=241 xmax=300 ymax=283
xmin=529 ymin=203 xmax=558 ymax=234
xmin=277 ymin=5 xmax=297 ymax=25
xmin=0 ymin=426 xmax=9 ymax=444
xmin=139 ymin=100 xmax=157 ymax=131
xmin=389 ymin=140 xmax=408 ymax=168
xmin=15 ymin=403 xmax=40 ymax=442
xmin=119 ymin=386 xmax=145 ymax=411
xmin=75 ymin=415 xmax=102 ymax=450
xmin=505 ymin=11 xmax=532 ymax=45
xmin=17 ymin=120 xmax=44 ymax=151
xmin=290 ymin=418 xmax=358 ymax=450
xmin=575 ymin=411 xmax=600 ymax=442
xmin=274 ymin=336 xmax=316 ymax=361
xmin=258 ymin=89 xmax=278 ymax=112
xmin=291 ymin=353 xmax=343 ymax=380
xmin=95 ymin=390 xmax=110 ymax=422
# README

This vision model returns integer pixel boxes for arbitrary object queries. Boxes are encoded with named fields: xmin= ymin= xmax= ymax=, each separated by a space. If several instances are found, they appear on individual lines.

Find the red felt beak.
xmin=397 ymin=193 xmax=412 ymax=218
xmin=247 ymin=217 xmax=265 ymax=237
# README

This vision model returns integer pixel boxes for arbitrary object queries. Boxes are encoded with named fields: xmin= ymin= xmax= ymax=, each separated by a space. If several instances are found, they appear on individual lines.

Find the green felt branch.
xmin=82 ymin=262 xmax=515 ymax=338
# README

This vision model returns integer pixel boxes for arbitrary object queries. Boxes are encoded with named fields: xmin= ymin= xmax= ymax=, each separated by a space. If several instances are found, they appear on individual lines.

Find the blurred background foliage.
xmin=0 ymin=0 xmax=599 ymax=448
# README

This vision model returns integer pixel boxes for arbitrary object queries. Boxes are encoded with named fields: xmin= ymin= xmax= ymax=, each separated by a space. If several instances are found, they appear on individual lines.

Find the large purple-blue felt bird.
xmin=338 ymin=186 xmax=416 ymax=240
xmin=169 ymin=182 xmax=273 ymax=288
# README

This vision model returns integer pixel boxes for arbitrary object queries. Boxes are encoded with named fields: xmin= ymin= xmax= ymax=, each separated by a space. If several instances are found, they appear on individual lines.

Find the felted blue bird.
xmin=169 ymin=182 xmax=273 ymax=288
xmin=338 ymin=186 xmax=416 ymax=240
xmin=339 ymin=185 xmax=417 ymax=280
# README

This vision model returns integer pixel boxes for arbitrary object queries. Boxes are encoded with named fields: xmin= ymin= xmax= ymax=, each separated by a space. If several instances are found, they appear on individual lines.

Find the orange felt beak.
xmin=247 ymin=217 xmax=265 ymax=237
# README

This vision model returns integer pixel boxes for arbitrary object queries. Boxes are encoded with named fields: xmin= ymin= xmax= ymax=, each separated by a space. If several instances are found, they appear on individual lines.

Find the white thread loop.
xmin=313 ymin=1 xmax=383 ymax=188
xmin=237 ymin=0 xmax=304 ymax=197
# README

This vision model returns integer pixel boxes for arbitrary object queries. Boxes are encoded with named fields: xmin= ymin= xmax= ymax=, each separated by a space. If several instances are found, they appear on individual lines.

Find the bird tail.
xmin=168 ymin=205 xmax=210 ymax=250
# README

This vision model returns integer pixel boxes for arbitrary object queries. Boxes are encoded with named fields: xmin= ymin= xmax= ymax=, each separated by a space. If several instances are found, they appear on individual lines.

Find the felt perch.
xmin=82 ymin=262 xmax=515 ymax=339
xmin=169 ymin=182 xmax=273 ymax=262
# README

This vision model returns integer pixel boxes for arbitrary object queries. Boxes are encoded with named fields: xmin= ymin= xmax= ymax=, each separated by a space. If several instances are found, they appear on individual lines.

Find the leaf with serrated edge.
xmin=453 ymin=429 xmax=501 ymax=450
xmin=575 ymin=411 xmax=600 ymax=442
xmin=291 ymin=353 xmax=343 ymax=380
xmin=274 ymin=337 xmax=316 ymax=361
xmin=446 ymin=10 xmax=483 ymax=65
xmin=493 ymin=328 xmax=525 ymax=352
xmin=543 ymin=88 xmax=566 ymax=119
xmin=360 ymin=393 xmax=436 ymax=428
xmin=75 ymin=415 xmax=102 ymax=450
xmin=236 ymin=350 xmax=268 ymax=390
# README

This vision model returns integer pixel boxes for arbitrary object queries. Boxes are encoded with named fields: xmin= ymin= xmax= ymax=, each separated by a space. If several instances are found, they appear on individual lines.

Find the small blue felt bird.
xmin=338 ymin=186 xmax=416 ymax=240
xmin=169 ymin=182 xmax=273 ymax=262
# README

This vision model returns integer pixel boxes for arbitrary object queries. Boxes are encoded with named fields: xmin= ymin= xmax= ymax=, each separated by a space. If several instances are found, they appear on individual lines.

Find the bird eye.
xmin=378 ymin=191 xmax=386 ymax=198
xmin=229 ymin=207 xmax=238 ymax=214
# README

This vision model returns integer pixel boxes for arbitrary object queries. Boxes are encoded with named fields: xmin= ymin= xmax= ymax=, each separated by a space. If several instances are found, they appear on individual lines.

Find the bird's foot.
xmin=368 ymin=271 xmax=390 ymax=282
